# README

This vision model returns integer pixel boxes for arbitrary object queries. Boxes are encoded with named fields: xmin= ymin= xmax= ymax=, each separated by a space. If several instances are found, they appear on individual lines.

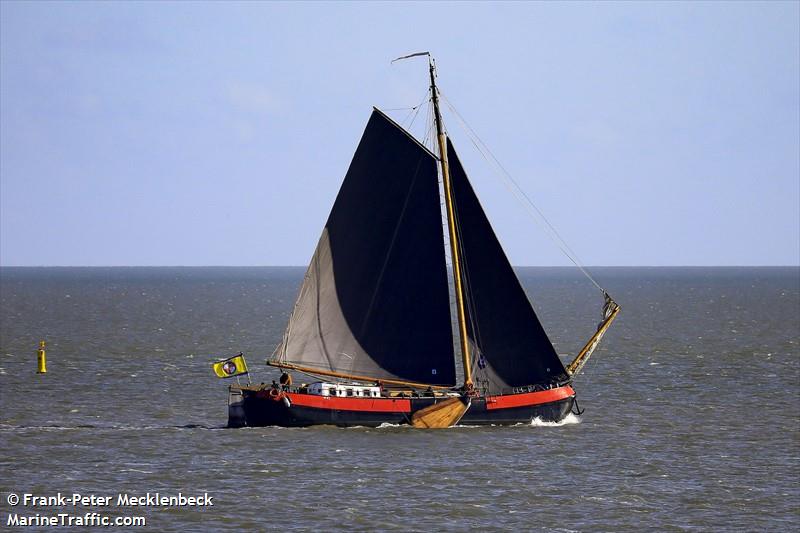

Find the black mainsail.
xmin=275 ymin=109 xmax=456 ymax=386
xmin=447 ymin=139 xmax=568 ymax=394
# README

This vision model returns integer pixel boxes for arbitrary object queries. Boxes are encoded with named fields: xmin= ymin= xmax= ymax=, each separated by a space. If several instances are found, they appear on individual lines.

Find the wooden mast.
xmin=428 ymin=57 xmax=473 ymax=390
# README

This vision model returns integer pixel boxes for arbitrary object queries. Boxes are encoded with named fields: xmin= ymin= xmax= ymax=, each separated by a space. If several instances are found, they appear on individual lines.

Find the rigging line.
xmin=439 ymin=92 xmax=605 ymax=294
xmin=274 ymin=251 xmax=316 ymax=362
xmin=406 ymin=93 xmax=427 ymax=132
xmin=447 ymin=165 xmax=487 ymax=387
xmin=403 ymin=106 xmax=418 ymax=130
xmin=400 ymin=89 xmax=431 ymax=129
xmin=453 ymin=199 xmax=498 ymax=395
xmin=456 ymin=223 xmax=489 ymax=389
xmin=442 ymin=97 xmax=570 ymax=262
xmin=400 ymin=104 xmax=417 ymax=128
xmin=441 ymin=92 xmax=598 ymax=289
xmin=422 ymin=95 xmax=434 ymax=151
xmin=425 ymin=93 xmax=432 ymax=151
xmin=444 ymin=97 xmax=604 ymax=295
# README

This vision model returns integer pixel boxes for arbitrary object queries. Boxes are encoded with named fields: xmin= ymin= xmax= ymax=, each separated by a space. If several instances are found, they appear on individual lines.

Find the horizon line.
xmin=1 ymin=264 xmax=798 ymax=269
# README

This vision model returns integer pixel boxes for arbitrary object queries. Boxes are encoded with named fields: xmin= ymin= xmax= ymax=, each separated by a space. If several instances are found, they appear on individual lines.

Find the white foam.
xmin=528 ymin=412 xmax=581 ymax=427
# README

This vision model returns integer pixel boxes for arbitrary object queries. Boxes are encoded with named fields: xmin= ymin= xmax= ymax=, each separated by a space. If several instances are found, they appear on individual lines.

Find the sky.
xmin=1 ymin=1 xmax=798 ymax=267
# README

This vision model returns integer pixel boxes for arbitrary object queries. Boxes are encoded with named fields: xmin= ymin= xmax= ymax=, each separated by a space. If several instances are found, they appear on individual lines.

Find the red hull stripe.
xmin=485 ymin=386 xmax=575 ymax=410
xmin=287 ymin=393 xmax=412 ymax=413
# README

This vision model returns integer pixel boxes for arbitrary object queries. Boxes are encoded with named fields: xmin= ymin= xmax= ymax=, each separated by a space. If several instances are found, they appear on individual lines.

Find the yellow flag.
xmin=212 ymin=353 xmax=248 ymax=378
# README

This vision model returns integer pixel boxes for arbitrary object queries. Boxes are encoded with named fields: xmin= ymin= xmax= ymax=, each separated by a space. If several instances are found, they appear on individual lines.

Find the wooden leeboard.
xmin=411 ymin=397 xmax=470 ymax=428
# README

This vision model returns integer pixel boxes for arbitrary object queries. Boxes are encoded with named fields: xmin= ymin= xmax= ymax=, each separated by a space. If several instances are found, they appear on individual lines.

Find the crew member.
xmin=279 ymin=372 xmax=293 ymax=391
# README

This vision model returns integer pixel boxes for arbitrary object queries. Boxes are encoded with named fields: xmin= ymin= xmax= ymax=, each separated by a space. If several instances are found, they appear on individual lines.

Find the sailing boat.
xmin=226 ymin=54 xmax=619 ymax=428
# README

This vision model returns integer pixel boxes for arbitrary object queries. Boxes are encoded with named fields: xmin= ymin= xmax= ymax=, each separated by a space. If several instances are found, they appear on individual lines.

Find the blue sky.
xmin=1 ymin=1 xmax=798 ymax=266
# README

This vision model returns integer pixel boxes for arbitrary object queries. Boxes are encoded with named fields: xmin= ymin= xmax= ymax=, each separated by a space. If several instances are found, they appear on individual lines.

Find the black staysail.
xmin=276 ymin=109 xmax=456 ymax=386
xmin=447 ymin=139 xmax=568 ymax=394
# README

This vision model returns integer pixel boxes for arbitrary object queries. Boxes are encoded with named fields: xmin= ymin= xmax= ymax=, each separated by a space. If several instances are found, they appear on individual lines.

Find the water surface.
xmin=1 ymin=267 xmax=798 ymax=530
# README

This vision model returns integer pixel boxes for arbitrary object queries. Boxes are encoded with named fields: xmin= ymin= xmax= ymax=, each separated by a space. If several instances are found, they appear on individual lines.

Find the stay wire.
xmin=399 ymin=89 xmax=431 ymax=129
xmin=422 ymin=95 xmax=434 ymax=151
xmin=406 ymin=96 xmax=425 ymax=132
xmin=439 ymin=91 xmax=606 ymax=295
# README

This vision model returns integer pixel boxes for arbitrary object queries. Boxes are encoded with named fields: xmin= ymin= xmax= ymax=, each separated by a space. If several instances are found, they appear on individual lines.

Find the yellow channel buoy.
xmin=37 ymin=340 xmax=47 ymax=374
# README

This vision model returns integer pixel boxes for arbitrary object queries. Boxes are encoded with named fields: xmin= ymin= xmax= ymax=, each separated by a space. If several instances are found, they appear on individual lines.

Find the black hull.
xmin=229 ymin=387 xmax=575 ymax=428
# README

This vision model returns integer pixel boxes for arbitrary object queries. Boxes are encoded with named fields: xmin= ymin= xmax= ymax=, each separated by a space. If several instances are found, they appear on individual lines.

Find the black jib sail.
xmin=275 ymin=109 xmax=456 ymax=386
xmin=447 ymin=139 xmax=568 ymax=394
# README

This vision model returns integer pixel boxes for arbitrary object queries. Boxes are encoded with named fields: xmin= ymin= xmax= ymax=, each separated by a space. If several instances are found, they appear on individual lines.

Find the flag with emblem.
xmin=212 ymin=353 xmax=249 ymax=378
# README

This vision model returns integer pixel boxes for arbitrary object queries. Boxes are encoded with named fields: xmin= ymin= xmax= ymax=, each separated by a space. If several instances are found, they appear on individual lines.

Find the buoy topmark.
xmin=37 ymin=340 xmax=47 ymax=374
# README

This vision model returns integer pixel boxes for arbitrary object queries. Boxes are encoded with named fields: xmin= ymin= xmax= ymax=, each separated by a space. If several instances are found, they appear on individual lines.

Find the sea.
xmin=0 ymin=266 xmax=798 ymax=531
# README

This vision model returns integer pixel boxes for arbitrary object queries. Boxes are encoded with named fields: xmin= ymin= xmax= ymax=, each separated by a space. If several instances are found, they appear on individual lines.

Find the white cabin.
xmin=307 ymin=382 xmax=380 ymax=398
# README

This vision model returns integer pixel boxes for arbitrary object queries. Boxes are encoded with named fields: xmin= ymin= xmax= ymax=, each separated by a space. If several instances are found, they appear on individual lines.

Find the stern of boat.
xmin=227 ymin=385 xmax=247 ymax=428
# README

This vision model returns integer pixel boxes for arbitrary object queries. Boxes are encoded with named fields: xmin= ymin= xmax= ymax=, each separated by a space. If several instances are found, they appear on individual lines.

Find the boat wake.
xmin=527 ymin=413 xmax=581 ymax=427
xmin=361 ymin=415 xmax=582 ymax=430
